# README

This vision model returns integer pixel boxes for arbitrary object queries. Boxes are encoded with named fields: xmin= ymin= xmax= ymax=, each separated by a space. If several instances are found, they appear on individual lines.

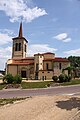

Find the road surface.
xmin=0 ymin=85 xmax=80 ymax=98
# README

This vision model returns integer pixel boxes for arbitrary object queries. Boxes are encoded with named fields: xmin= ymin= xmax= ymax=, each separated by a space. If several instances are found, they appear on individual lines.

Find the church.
xmin=6 ymin=22 xmax=70 ymax=80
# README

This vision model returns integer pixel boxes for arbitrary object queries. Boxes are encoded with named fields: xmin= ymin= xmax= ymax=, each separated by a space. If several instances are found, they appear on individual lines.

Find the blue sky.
xmin=0 ymin=0 xmax=80 ymax=70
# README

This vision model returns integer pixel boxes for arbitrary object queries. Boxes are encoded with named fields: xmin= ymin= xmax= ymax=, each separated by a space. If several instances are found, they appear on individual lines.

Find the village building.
xmin=6 ymin=22 xmax=70 ymax=80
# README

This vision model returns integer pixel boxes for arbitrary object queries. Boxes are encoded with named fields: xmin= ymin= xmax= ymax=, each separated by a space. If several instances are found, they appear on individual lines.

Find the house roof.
xmin=34 ymin=52 xmax=55 ymax=56
xmin=53 ymin=57 xmax=69 ymax=62
xmin=9 ymin=62 xmax=34 ymax=65
xmin=44 ymin=57 xmax=69 ymax=62
xmin=12 ymin=57 xmax=34 ymax=61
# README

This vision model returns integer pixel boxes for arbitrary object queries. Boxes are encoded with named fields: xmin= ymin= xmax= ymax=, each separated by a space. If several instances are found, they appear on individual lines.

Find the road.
xmin=0 ymin=85 xmax=80 ymax=98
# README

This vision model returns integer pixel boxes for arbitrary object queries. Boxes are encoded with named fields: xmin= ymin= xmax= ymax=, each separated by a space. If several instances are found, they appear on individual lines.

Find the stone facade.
xmin=6 ymin=22 xmax=70 ymax=80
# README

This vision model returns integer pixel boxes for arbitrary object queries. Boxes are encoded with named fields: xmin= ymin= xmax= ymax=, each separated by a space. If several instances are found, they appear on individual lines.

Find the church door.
xmin=21 ymin=70 xmax=26 ymax=78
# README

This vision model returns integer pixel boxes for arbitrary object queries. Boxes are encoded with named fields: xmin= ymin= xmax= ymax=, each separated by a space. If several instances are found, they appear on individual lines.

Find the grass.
xmin=0 ymin=83 xmax=6 ymax=90
xmin=21 ymin=81 xmax=53 ymax=89
xmin=61 ymin=79 xmax=80 ymax=86
xmin=0 ymin=79 xmax=80 ymax=90
xmin=0 ymin=97 xmax=28 ymax=107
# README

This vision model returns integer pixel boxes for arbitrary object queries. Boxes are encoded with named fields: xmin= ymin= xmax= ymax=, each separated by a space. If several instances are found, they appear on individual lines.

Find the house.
xmin=6 ymin=22 xmax=70 ymax=80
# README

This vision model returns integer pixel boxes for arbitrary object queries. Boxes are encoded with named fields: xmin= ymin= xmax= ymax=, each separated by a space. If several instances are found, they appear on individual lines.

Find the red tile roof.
xmin=34 ymin=52 xmax=55 ymax=56
xmin=53 ymin=57 xmax=69 ymax=62
xmin=9 ymin=62 xmax=34 ymax=65
xmin=44 ymin=57 xmax=69 ymax=62
xmin=43 ymin=52 xmax=55 ymax=55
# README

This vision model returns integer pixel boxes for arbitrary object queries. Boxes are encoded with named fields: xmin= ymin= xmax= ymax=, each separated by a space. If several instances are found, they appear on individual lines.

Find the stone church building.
xmin=6 ymin=22 xmax=70 ymax=80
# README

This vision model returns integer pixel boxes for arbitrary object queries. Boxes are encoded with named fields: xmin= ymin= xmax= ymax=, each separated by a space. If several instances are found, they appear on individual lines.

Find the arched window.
xmin=46 ymin=63 xmax=49 ymax=70
xmin=19 ymin=43 xmax=21 ymax=51
xmin=59 ymin=63 xmax=62 ymax=69
xmin=15 ymin=43 xmax=18 ymax=51
xmin=25 ymin=44 xmax=26 ymax=52
xmin=15 ymin=43 xmax=21 ymax=51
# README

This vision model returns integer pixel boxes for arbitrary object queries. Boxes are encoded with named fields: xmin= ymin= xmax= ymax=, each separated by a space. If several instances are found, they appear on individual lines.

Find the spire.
xmin=19 ymin=22 xmax=23 ymax=37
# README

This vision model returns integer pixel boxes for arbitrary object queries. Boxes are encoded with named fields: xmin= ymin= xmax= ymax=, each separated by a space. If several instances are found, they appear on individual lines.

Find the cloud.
xmin=0 ymin=29 xmax=14 ymax=35
xmin=0 ymin=46 xmax=12 ymax=70
xmin=28 ymin=44 xmax=57 ymax=56
xmin=54 ymin=33 xmax=71 ymax=43
xmin=0 ymin=0 xmax=47 ymax=23
xmin=64 ymin=49 xmax=80 ymax=56
xmin=63 ymin=38 xmax=71 ymax=42
xmin=0 ymin=32 xmax=12 ymax=45
xmin=0 ymin=47 xmax=12 ymax=59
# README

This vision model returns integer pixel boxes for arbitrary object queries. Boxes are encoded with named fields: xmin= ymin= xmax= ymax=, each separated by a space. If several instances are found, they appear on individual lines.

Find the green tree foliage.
xmin=3 ymin=74 xmax=22 ymax=84
xmin=13 ymin=75 xmax=22 ymax=84
xmin=58 ymin=74 xmax=72 ymax=83
xmin=68 ymin=56 xmax=80 ymax=77
xmin=52 ymin=76 xmax=58 ymax=82
xmin=68 ymin=56 xmax=80 ymax=68
xmin=3 ymin=73 xmax=14 ymax=84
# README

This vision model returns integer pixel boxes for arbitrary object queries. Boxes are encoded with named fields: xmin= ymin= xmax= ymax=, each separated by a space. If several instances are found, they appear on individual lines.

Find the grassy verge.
xmin=61 ymin=79 xmax=80 ymax=86
xmin=0 ymin=79 xmax=80 ymax=90
xmin=0 ymin=97 xmax=28 ymax=107
xmin=0 ymin=83 xmax=6 ymax=90
xmin=21 ymin=81 xmax=53 ymax=89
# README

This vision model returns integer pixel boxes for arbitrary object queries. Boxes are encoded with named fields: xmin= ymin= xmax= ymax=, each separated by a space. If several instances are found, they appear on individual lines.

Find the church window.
xmin=59 ymin=63 xmax=62 ymax=70
xmin=15 ymin=43 xmax=21 ymax=51
xmin=46 ymin=63 xmax=49 ymax=70
xmin=19 ymin=43 xmax=21 ymax=51
xmin=36 ymin=63 xmax=39 ymax=71
xmin=15 ymin=43 xmax=18 ymax=51
xmin=25 ymin=44 xmax=26 ymax=52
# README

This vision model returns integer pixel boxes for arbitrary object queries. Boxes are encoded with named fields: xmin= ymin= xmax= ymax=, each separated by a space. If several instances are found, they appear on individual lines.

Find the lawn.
xmin=21 ymin=81 xmax=53 ymax=89
xmin=0 ymin=79 xmax=80 ymax=90
xmin=61 ymin=79 xmax=80 ymax=86
xmin=0 ymin=83 xmax=6 ymax=90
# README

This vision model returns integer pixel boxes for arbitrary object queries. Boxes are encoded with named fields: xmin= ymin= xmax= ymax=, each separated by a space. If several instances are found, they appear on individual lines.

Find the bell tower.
xmin=12 ymin=22 xmax=28 ymax=59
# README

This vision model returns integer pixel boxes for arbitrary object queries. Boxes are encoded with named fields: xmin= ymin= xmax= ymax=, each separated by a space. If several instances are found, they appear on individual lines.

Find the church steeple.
xmin=12 ymin=22 xmax=28 ymax=59
xmin=18 ymin=22 xmax=23 ymax=38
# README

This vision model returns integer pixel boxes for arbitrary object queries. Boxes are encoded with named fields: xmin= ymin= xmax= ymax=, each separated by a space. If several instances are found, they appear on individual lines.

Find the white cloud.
xmin=28 ymin=44 xmax=57 ymax=56
xmin=0 ymin=47 xmax=12 ymax=59
xmin=54 ymin=33 xmax=71 ymax=43
xmin=0 ymin=29 xmax=14 ymax=35
xmin=64 ymin=49 xmax=80 ymax=56
xmin=0 ymin=46 xmax=12 ymax=70
xmin=63 ymin=38 xmax=71 ymax=42
xmin=0 ymin=0 xmax=47 ymax=23
xmin=54 ymin=33 xmax=67 ymax=40
xmin=0 ymin=32 xmax=12 ymax=45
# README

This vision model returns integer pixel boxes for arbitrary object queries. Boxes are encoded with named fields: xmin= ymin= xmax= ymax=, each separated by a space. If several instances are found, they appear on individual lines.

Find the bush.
xmin=52 ymin=76 xmax=58 ymax=82
xmin=58 ymin=74 xmax=72 ymax=83
xmin=3 ymin=74 xmax=22 ymax=84
xmin=67 ymin=75 xmax=72 ymax=82
xmin=3 ymin=73 xmax=14 ymax=84
xmin=13 ymin=75 xmax=22 ymax=84
xmin=58 ymin=74 xmax=66 ymax=83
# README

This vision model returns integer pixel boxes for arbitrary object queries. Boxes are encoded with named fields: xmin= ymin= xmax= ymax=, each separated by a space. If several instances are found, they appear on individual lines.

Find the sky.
xmin=0 ymin=0 xmax=80 ymax=70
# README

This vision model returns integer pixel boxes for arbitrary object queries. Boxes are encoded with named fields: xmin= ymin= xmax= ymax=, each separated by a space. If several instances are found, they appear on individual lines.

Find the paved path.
xmin=0 ymin=85 xmax=80 ymax=98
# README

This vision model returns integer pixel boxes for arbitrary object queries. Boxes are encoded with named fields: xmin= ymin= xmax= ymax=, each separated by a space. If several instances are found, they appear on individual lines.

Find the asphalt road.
xmin=0 ymin=85 xmax=80 ymax=98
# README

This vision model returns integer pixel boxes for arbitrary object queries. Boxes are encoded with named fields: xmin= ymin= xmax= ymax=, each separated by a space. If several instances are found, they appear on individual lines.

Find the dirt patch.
xmin=0 ymin=95 xmax=80 ymax=120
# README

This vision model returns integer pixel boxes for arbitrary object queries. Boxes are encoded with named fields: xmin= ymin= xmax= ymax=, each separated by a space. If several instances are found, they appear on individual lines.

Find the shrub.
xmin=58 ymin=74 xmax=72 ymax=83
xmin=67 ymin=75 xmax=72 ymax=82
xmin=3 ymin=73 xmax=14 ymax=84
xmin=58 ymin=74 xmax=66 ymax=83
xmin=52 ymin=76 xmax=58 ymax=82
xmin=13 ymin=75 xmax=22 ymax=84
